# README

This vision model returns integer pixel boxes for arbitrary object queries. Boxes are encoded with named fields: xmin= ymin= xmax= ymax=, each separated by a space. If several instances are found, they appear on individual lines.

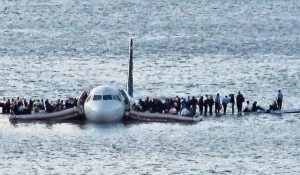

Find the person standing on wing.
xmin=222 ymin=96 xmax=229 ymax=114
xmin=215 ymin=93 xmax=221 ymax=114
xmin=198 ymin=96 xmax=204 ymax=115
xmin=236 ymin=91 xmax=245 ymax=115
xmin=277 ymin=90 xmax=283 ymax=110
xmin=203 ymin=95 xmax=208 ymax=116
xmin=229 ymin=94 xmax=235 ymax=114
xmin=208 ymin=95 xmax=214 ymax=116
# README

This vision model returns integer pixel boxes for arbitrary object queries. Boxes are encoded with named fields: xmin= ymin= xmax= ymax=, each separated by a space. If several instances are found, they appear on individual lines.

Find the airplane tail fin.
xmin=127 ymin=39 xmax=133 ymax=97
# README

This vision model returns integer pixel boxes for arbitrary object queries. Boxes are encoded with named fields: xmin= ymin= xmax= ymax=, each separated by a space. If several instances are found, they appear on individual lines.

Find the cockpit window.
xmin=115 ymin=95 xmax=122 ymax=101
xmin=112 ymin=95 xmax=121 ymax=101
xmin=93 ymin=95 xmax=102 ymax=100
xmin=103 ymin=95 xmax=112 ymax=100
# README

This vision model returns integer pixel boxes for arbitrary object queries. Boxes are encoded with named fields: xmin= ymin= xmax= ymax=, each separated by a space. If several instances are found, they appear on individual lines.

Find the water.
xmin=1 ymin=0 xmax=300 ymax=174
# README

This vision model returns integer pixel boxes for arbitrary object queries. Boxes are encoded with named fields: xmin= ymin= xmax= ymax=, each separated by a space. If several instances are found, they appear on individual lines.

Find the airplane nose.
xmin=85 ymin=102 xmax=124 ymax=122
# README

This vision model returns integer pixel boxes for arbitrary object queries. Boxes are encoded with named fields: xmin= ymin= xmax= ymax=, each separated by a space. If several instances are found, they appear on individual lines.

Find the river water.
xmin=1 ymin=0 xmax=300 ymax=174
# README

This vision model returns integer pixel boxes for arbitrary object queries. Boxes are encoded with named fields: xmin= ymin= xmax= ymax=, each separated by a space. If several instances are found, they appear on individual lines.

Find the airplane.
xmin=78 ymin=39 xmax=135 ymax=122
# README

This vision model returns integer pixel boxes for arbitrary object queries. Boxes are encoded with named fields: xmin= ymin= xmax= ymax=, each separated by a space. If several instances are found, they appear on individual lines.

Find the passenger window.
xmin=103 ymin=95 xmax=112 ymax=100
xmin=93 ymin=95 xmax=102 ymax=100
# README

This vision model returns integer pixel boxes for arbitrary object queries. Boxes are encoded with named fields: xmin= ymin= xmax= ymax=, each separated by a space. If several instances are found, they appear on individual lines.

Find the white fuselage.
xmin=84 ymin=85 xmax=130 ymax=122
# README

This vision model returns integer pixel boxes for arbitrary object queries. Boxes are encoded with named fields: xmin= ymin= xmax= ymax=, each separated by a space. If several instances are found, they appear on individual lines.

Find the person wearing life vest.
xmin=277 ymin=90 xmax=283 ymax=110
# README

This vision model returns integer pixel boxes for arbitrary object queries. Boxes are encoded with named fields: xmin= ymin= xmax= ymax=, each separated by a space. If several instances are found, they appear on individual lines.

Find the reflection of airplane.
xmin=80 ymin=39 xmax=134 ymax=122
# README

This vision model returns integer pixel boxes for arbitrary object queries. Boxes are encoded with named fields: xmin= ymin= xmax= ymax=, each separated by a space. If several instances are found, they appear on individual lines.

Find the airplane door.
xmin=77 ymin=91 xmax=88 ymax=114
xmin=119 ymin=89 xmax=130 ymax=111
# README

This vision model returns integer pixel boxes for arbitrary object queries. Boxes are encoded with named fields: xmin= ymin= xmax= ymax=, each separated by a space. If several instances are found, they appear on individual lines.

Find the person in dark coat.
xmin=190 ymin=96 xmax=198 ymax=114
xmin=1 ymin=98 xmax=6 ymax=113
xmin=229 ymin=94 xmax=235 ymax=114
xmin=277 ymin=90 xmax=283 ymax=110
xmin=45 ymin=99 xmax=54 ymax=113
xmin=24 ymin=99 xmax=28 ymax=108
xmin=6 ymin=99 xmax=11 ymax=114
xmin=268 ymin=101 xmax=278 ymax=111
xmin=144 ymin=97 xmax=150 ymax=111
xmin=236 ymin=91 xmax=245 ymax=115
xmin=176 ymin=97 xmax=181 ymax=113
xmin=252 ymin=101 xmax=265 ymax=111
xmin=5 ymin=99 xmax=11 ymax=114
xmin=208 ymin=95 xmax=214 ymax=116
xmin=186 ymin=96 xmax=191 ymax=110
xmin=198 ymin=96 xmax=204 ymax=115
xmin=137 ymin=99 xmax=143 ymax=111
xmin=204 ymin=95 xmax=208 ymax=116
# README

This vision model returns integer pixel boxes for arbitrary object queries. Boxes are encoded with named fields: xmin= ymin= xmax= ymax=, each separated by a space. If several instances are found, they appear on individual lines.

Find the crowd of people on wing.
xmin=132 ymin=90 xmax=284 ymax=117
xmin=0 ymin=90 xmax=283 ymax=117
xmin=0 ymin=97 xmax=78 ymax=115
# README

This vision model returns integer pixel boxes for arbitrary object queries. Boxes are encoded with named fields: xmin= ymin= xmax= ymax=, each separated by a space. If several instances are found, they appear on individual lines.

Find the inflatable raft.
xmin=8 ymin=91 xmax=88 ymax=121
xmin=126 ymin=110 xmax=202 ymax=123
xmin=9 ymin=107 xmax=81 ymax=121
